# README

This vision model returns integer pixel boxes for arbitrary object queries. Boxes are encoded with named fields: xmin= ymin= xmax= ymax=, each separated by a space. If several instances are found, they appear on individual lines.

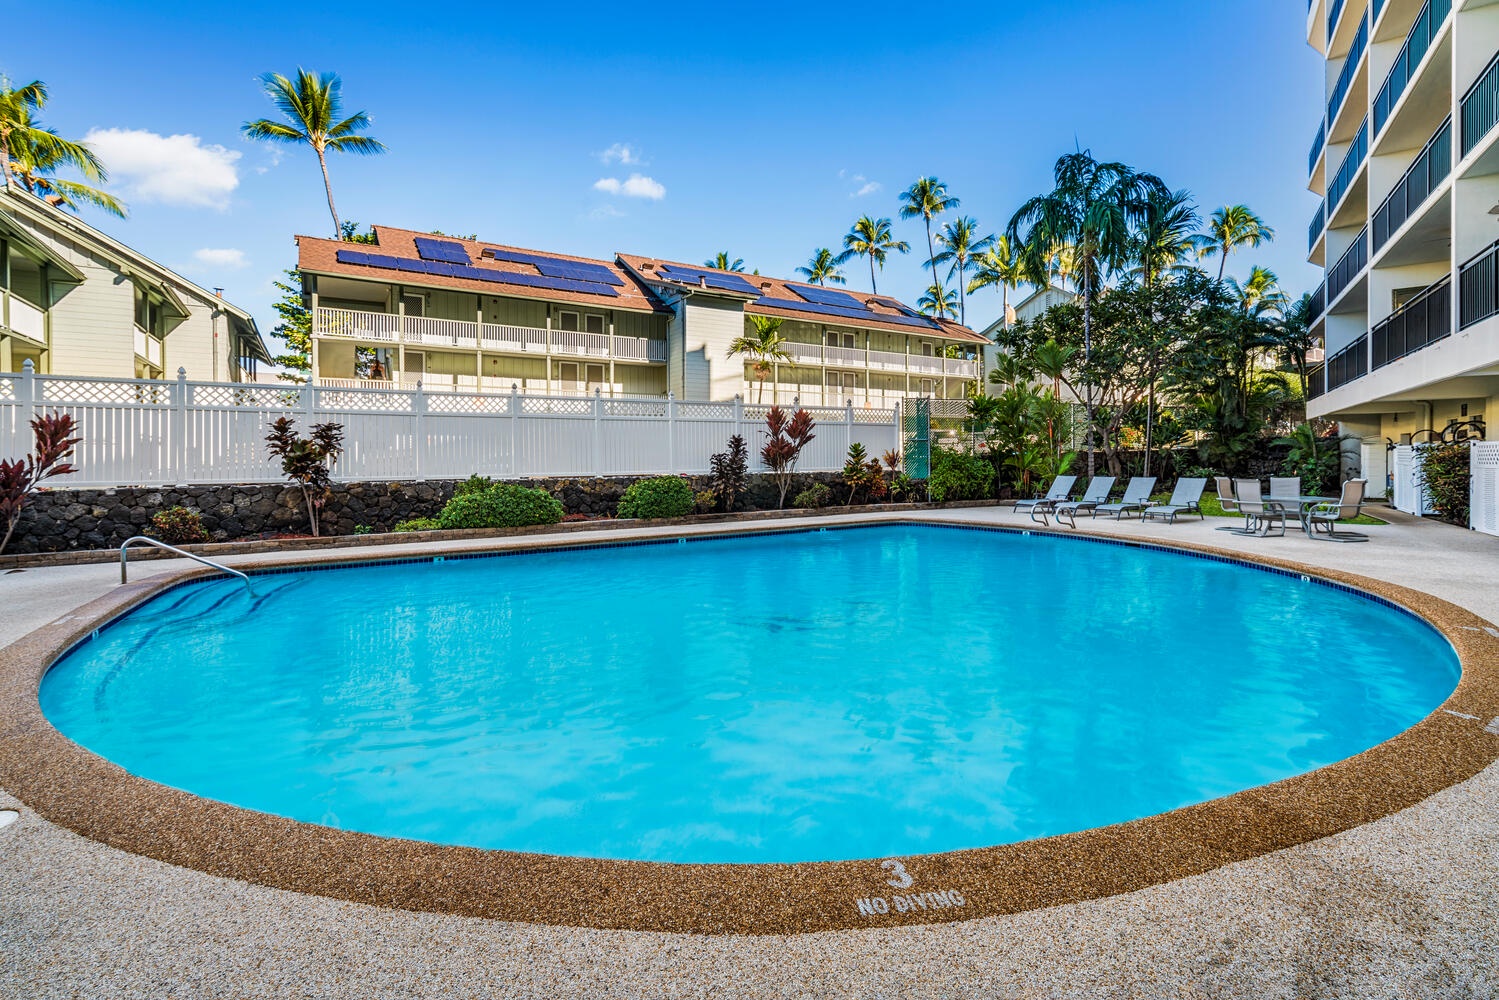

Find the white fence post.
xmin=667 ymin=391 xmax=677 ymax=474
xmin=845 ymin=399 xmax=854 ymax=460
xmin=413 ymin=379 xmax=427 ymax=480
xmin=592 ymin=387 xmax=604 ymax=475
xmin=509 ymin=384 xmax=521 ymax=479
xmin=16 ymin=359 xmax=36 ymax=454
xmin=170 ymin=367 xmax=188 ymax=486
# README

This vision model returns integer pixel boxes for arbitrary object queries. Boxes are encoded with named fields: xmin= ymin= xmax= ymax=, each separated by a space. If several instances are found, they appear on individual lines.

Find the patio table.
xmin=1264 ymin=495 xmax=1336 ymax=536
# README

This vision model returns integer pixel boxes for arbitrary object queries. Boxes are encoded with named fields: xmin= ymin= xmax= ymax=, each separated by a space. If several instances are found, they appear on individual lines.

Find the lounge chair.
xmin=1089 ymin=476 xmax=1158 ymax=522
xmin=1307 ymin=479 xmax=1369 ymax=542
xmin=1140 ymin=478 xmax=1207 ymax=523
xmin=1049 ymin=476 xmax=1118 ymax=528
xmin=1014 ymin=475 xmax=1077 ymax=516
xmin=1236 ymin=477 xmax=1287 ymax=537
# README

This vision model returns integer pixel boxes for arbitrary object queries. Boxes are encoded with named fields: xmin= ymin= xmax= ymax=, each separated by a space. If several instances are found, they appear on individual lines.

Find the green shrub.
xmin=694 ymin=490 xmax=718 ymax=514
xmin=393 ymin=517 xmax=440 ymax=532
xmin=353 ymin=524 xmax=374 ymax=535
xmin=617 ymin=476 xmax=695 ymax=519
xmin=1421 ymin=443 xmax=1471 ymax=526
xmin=149 ymin=506 xmax=208 ymax=544
xmin=437 ymin=483 xmax=564 ymax=529
xmin=793 ymin=482 xmax=832 ymax=508
xmin=928 ymin=448 xmax=995 ymax=503
xmin=453 ymin=474 xmax=494 ymax=498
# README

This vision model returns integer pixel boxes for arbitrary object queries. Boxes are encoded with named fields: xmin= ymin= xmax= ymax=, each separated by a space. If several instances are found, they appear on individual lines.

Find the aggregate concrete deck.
xmin=3 ymin=507 xmax=1498 ymax=996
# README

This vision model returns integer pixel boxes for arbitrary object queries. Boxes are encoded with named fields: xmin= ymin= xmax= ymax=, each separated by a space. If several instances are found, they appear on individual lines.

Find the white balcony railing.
xmin=741 ymin=382 xmax=966 ymax=408
xmin=4 ymin=293 xmax=45 ymax=343
xmin=318 ymin=376 xmax=630 ymax=398
xmin=133 ymin=327 xmax=163 ymax=367
xmin=774 ymin=340 xmax=980 ymax=379
xmin=313 ymin=307 xmax=667 ymax=363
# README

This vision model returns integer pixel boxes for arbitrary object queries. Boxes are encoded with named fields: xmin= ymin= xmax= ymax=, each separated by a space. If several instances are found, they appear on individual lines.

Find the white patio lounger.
xmin=1140 ymin=478 xmax=1208 ymax=523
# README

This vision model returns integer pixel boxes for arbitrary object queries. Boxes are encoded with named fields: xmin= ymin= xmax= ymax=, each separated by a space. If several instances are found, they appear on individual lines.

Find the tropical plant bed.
xmin=0 ymin=499 xmax=999 ymax=571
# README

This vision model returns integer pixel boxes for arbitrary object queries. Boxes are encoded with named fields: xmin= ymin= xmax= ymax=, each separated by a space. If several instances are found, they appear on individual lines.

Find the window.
xmin=825 ymin=330 xmax=840 ymax=347
xmin=843 ymin=333 xmax=856 ymax=349
xmin=400 ymin=294 xmax=425 ymax=318
xmin=826 ymin=370 xmax=857 ymax=390
xmin=919 ymin=379 xmax=935 ymax=395
xmin=584 ymin=314 xmax=606 ymax=335
xmin=559 ymin=361 xmax=579 ymax=384
xmin=558 ymin=311 xmax=580 ymax=332
xmin=586 ymin=363 xmax=605 ymax=389
xmin=921 ymin=342 xmax=934 ymax=357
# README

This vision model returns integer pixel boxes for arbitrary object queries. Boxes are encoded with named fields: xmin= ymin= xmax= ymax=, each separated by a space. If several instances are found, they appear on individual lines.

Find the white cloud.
xmin=589 ymin=204 xmax=626 ymax=220
xmin=854 ymin=181 xmax=881 ymax=197
xmin=83 ymin=128 xmax=241 ymax=209
xmin=845 ymin=172 xmax=880 ymax=197
xmin=193 ymin=248 xmax=248 ymax=269
xmin=593 ymin=173 xmax=665 ymax=200
xmin=599 ymin=142 xmax=642 ymax=165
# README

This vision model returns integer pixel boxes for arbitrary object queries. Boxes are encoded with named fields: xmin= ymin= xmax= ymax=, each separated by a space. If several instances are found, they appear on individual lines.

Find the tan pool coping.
xmin=2 ymin=515 xmax=1497 ymax=935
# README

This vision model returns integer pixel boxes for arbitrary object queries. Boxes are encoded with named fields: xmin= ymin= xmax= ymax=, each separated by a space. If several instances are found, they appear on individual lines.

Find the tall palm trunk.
xmin=869 ymin=256 xmax=877 ymax=294
xmin=924 ymin=219 xmax=941 ymax=314
xmin=316 ymin=145 xmax=341 ymax=237
xmin=957 ymin=260 xmax=966 ymax=325
xmin=1217 ymin=249 xmax=1227 ymax=283
xmin=1082 ymin=264 xmax=1095 ymax=478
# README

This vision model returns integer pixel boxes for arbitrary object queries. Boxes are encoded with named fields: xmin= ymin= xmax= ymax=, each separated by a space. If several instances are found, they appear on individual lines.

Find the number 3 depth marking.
xmin=881 ymin=859 xmax=913 ymax=890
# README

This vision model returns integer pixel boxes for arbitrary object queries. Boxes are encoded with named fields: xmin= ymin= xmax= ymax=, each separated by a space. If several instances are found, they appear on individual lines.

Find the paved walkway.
xmin=3 ymin=507 xmax=1498 ymax=998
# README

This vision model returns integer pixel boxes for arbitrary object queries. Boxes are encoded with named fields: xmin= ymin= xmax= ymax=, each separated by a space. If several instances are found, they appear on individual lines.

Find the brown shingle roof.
xmin=296 ymin=226 xmax=668 ymax=314
xmin=614 ymin=253 xmax=989 ymax=344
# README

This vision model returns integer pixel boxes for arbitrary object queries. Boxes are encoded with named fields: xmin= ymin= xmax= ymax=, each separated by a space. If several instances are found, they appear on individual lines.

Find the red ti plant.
xmin=0 ymin=412 xmax=80 ymax=554
xmin=265 ymin=417 xmax=345 ymax=536
xmin=760 ymin=405 xmax=816 ymax=508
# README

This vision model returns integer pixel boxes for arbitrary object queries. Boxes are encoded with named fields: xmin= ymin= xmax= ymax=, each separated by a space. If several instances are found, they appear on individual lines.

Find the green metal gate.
xmin=901 ymin=398 xmax=931 ymax=480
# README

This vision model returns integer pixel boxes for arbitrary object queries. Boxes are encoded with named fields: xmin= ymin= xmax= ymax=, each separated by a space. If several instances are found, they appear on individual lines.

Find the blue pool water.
xmin=41 ymin=525 xmax=1459 ymax=864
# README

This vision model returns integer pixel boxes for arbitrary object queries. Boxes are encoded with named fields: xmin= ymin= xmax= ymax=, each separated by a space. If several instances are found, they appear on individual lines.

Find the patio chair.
xmin=1050 ymin=476 xmax=1118 ymax=528
xmin=1089 ymin=477 xmax=1158 ymax=522
xmin=1269 ymin=477 xmax=1301 ymax=503
xmin=1307 ymin=479 xmax=1370 ymax=542
xmin=1213 ymin=476 xmax=1254 ymax=533
xmin=1140 ymin=478 xmax=1208 ymax=523
xmin=1014 ymin=475 xmax=1077 ymax=516
xmin=1235 ymin=477 xmax=1287 ymax=537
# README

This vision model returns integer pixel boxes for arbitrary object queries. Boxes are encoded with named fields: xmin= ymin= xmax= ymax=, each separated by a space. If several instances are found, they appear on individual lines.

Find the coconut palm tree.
xmin=705 ymin=252 xmax=745 ymax=272
xmin=796 ymin=248 xmax=847 ymax=286
xmin=728 ymin=315 xmax=790 ymax=403
xmin=1198 ymin=204 xmax=1275 ymax=282
xmin=931 ymin=216 xmax=994 ymax=326
xmin=917 ymin=283 xmax=958 ymax=318
xmin=1228 ymin=265 xmax=1289 ymax=317
xmin=899 ymin=177 xmax=960 ymax=306
xmin=1007 ymin=150 xmax=1166 ymax=476
xmin=838 ymin=215 xmax=909 ymax=293
xmin=968 ymin=236 xmax=1027 ymax=339
xmin=242 ymin=69 xmax=386 ymax=238
xmin=1130 ymin=188 xmax=1200 ymax=287
xmin=0 ymin=79 xmax=124 ymax=216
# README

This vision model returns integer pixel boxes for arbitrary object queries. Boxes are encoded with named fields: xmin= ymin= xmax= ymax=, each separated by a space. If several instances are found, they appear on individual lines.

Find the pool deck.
xmin=3 ymin=506 xmax=1499 ymax=997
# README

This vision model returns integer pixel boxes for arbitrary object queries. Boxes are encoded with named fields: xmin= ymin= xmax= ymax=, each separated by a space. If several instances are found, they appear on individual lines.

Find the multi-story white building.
xmin=0 ymin=186 xmax=268 ymax=381
xmin=298 ymin=226 xmax=985 ymax=405
xmin=1305 ymin=0 xmax=1499 ymax=486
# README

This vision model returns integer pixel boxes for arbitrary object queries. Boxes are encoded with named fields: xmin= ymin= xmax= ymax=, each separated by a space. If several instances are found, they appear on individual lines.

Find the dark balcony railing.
xmin=1459 ymin=238 xmax=1499 ymax=329
xmin=1309 ymin=198 xmax=1326 ymax=251
xmin=1373 ymin=0 xmax=1451 ymax=136
xmin=1461 ymin=51 xmax=1499 ymax=157
xmin=1310 ymin=280 xmax=1327 ymax=320
xmin=1372 ymin=117 xmax=1451 ymax=252
xmin=1327 ymin=118 xmax=1369 ymax=215
xmin=1328 ymin=0 xmax=1348 ymax=37
xmin=1328 ymin=15 xmax=1368 ymax=124
xmin=1327 ymin=227 xmax=1369 ymax=305
xmin=1309 ymin=119 xmax=1326 ymax=175
xmin=1307 ymin=363 xmax=1327 ymax=400
xmin=1372 ymin=274 xmax=1451 ymax=368
xmin=1326 ymin=335 xmax=1369 ymax=391
xmin=1373 ymin=0 xmax=1386 ymax=23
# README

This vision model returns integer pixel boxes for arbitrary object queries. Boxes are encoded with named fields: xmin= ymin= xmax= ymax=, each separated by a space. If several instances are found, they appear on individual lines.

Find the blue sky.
xmin=10 ymin=1 xmax=1322 ymax=344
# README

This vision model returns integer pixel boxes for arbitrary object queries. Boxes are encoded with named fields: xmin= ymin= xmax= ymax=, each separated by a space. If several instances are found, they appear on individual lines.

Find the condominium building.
xmin=1304 ymin=0 xmax=1499 ymax=486
xmin=298 ymin=226 xmax=985 ymax=405
xmin=0 ymin=186 xmax=269 ymax=381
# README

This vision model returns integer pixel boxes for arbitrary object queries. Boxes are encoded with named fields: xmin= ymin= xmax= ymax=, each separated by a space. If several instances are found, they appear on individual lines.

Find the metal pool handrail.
xmin=119 ymin=535 xmax=252 ymax=589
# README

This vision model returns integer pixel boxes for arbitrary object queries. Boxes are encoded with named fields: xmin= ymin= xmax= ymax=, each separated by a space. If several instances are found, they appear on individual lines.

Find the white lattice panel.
xmin=425 ymin=393 xmax=514 ymax=415
xmin=1472 ymin=442 xmax=1499 ymax=536
xmin=38 ymin=375 xmax=171 ymax=406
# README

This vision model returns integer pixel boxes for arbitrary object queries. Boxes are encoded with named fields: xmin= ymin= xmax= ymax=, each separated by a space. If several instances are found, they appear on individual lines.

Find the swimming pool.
xmin=40 ymin=524 xmax=1460 ymax=865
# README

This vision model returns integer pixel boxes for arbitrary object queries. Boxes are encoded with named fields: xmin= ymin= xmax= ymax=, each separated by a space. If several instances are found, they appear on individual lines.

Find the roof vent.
xmin=760 ymin=281 xmax=772 ymax=289
xmin=641 ymin=262 xmax=654 ymax=270
xmin=699 ymin=276 xmax=708 ymax=288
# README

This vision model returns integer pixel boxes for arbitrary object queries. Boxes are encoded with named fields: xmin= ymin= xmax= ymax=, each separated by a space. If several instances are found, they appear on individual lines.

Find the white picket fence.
xmin=0 ymin=363 xmax=901 ymax=487
xmin=1470 ymin=441 xmax=1499 ymax=537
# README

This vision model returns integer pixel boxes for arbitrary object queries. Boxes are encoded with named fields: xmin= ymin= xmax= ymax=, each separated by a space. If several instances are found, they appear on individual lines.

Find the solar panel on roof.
xmin=331 ymin=249 xmax=619 ymax=297
xmin=656 ymin=265 xmax=760 ymax=295
xmin=413 ymin=237 xmax=471 ymax=265
xmin=791 ymin=284 xmax=863 ymax=309
xmin=482 ymin=247 xmax=626 ymax=286
xmin=754 ymin=296 xmax=940 ymax=330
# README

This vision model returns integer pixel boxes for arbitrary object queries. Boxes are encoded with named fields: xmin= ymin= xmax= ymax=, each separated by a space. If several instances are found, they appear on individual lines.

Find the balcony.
xmin=1328 ymin=0 xmax=1348 ymax=38
xmin=313 ymin=307 xmax=668 ymax=363
xmin=133 ymin=327 xmax=164 ymax=368
xmin=1372 ymin=273 xmax=1451 ymax=368
xmin=1309 ymin=119 xmax=1326 ymax=176
xmin=1327 ymin=227 xmax=1369 ymax=305
xmin=740 ymin=382 xmax=962 ymax=409
xmin=1326 ymin=334 xmax=1369 ymax=390
xmin=1308 ymin=199 xmax=1326 ymax=252
xmin=769 ymin=340 xmax=979 ymax=379
xmin=1461 ymin=52 xmax=1499 ymax=158
xmin=1459 ymin=239 xmax=1499 ymax=329
xmin=1372 ymin=116 xmax=1451 ymax=253
xmin=1372 ymin=0 xmax=1451 ymax=137
xmin=1309 ymin=280 xmax=1327 ymax=320
xmin=1307 ymin=362 xmax=1327 ymax=399
xmin=1328 ymin=15 xmax=1368 ymax=125
xmin=1327 ymin=118 xmax=1369 ymax=215
xmin=1 ymin=291 xmax=45 ymax=343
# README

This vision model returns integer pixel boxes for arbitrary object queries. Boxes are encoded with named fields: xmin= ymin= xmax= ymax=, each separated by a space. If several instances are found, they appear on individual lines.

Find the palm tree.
xmin=0 ymin=79 xmax=125 ymax=216
xmin=1007 ymin=150 xmax=1165 ymax=476
xmin=917 ymin=283 xmax=958 ymax=318
xmin=242 ymin=69 xmax=386 ymax=238
xmin=838 ymin=215 xmax=909 ymax=293
xmin=1198 ymin=204 xmax=1275 ymax=282
xmin=899 ymin=177 xmax=960 ymax=307
xmin=728 ymin=315 xmax=790 ymax=402
xmin=796 ymin=248 xmax=847 ymax=286
xmin=705 ymin=252 xmax=745 ymax=272
xmin=931 ymin=216 xmax=994 ymax=326
xmin=1130 ymin=188 xmax=1200 ymax=287
xmin=1230 ymin=266 xmax=1288 ymax=317
xmin=968 ymin=236 xmax=1027 ymax=335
